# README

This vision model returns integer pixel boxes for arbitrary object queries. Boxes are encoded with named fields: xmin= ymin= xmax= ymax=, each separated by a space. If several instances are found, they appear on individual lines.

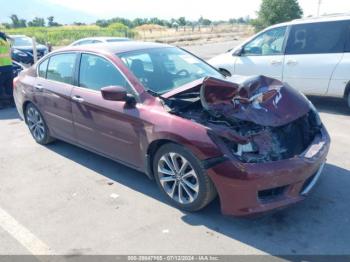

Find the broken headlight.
xmin=207 ymin=131 xmax=260 ymax=162
xmin=233 ymin=142 xmax=259 ymax=157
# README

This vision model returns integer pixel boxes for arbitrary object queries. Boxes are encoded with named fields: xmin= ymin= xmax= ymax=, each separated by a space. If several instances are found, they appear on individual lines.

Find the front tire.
xmin=25 ymin=103 xmax=54 ymax=145
xmin=153 ymin=143 xmax=217 ymax=212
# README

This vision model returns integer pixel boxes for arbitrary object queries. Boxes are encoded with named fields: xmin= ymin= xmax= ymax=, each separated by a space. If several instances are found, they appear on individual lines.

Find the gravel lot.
xmin=0 ymin=41 xmax=349 ymax=256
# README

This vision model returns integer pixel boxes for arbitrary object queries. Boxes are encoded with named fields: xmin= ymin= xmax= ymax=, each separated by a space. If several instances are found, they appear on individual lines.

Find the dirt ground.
xmin=135 ymin=24 xmax=253 ymax=46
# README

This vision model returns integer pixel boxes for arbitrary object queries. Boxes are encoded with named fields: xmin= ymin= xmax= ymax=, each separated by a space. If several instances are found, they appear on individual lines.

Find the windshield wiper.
xmin=146 ymin=89 xmax=160 ymax=97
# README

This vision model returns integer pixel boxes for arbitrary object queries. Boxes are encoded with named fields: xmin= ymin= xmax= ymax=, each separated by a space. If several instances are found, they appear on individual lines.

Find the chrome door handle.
xmin=72 ymin=96 xmax=84 ymax=103
xmin=287 ymin=59 xmax=298 ymax=65
xmin=34 ymin=84 xmax=44 ymax=92
xmin=270 ymin=60 xmax=282 ymax=65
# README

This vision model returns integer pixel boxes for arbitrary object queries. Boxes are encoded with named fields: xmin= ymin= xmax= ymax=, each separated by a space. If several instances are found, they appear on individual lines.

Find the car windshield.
xmin=118 ymin=47 xmax=223 ymax=94
xmin=12 ymin=37 xmax=34 ymax=46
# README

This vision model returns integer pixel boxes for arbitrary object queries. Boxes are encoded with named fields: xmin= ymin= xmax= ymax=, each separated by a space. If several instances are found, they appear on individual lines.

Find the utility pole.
xmin=317 ymin=0 xmax=322 ymax=16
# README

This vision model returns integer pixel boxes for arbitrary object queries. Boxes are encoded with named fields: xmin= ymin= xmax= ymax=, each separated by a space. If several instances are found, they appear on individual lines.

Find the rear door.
xmin=327 ymin=21 xmax=350 ymax=97
xmin=34 ymin=53 xmax=77 ymax=142
xmin=283 ymin=21 xmax=347 ymax=95
xmin=234 ymin=26 xmax=287 ymax=80
xmin=71 ymin=53 xmax=143 ymax=167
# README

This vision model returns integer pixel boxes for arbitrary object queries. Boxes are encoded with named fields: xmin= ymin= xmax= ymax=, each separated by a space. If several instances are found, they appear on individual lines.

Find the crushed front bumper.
xmin=207 ymin=126 xmax=330 ymax=216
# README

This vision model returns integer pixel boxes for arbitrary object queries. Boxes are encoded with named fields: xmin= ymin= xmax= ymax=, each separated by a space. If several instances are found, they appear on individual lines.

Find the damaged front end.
xmin=163 ymin=75 xmax=323 ymax=163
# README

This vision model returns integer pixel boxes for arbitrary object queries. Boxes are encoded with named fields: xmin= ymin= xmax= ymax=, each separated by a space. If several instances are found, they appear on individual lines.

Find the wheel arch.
xmin=148 ymin=139 xmax=218 ymax=211
xmin=22 ymin=101 xmax=49 ymax=130
xmin=145 ymin=139 xmax=180 ymax=179
xmin=22 ymin=100 xmax=33 ymax=124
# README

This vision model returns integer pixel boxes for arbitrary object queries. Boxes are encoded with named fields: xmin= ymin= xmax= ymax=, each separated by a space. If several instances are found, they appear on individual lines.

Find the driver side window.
xmin=243 ymin=26 xmax=287 ymax=56
xmin=79 ymin=54 xmax=131 ymax=92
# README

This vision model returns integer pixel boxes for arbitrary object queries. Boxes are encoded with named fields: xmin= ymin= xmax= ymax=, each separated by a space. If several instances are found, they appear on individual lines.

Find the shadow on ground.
xmin=181 ymin=163 xmax=350 ymax=255
xmin=46 ymin=141 xmax=164 ymax=203
xmin=0 ymin=107 xmax=20 ymax=120
xmin=308 ymin=96 xmax=350 ymax=116
xmin=46 ymin=140 xmax=350 ymax=255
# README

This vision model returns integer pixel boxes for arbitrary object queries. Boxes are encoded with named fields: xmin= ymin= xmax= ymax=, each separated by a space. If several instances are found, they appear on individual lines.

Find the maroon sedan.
xmin=13 ymin=42 xmax=330 ymax=216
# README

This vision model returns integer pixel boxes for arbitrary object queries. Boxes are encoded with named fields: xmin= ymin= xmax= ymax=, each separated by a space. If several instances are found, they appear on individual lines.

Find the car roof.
xmin=57 ymin=41 xmax=172 ymax=54
xmin=267 ymin=14 xmax=350 ymax=29
xmin=74 ymin=36 xmax=129 ymax=42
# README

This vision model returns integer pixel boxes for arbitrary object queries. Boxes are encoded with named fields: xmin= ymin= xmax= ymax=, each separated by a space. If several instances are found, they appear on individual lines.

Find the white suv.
xmin=208 ymin=15 xmax=350 ymax=108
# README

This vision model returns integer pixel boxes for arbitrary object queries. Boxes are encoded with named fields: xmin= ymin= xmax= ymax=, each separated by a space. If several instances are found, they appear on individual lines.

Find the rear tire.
xmin=25 ymin=103 xmax=54 ymax=145
xmin=153 ymin=143 xmax=217 ymax=212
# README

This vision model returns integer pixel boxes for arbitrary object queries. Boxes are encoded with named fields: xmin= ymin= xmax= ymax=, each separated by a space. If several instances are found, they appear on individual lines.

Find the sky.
xmin=1 ymin=0 xmax=350 ymax=23
xmin=46 ymin=0 xmax=350 ymax=20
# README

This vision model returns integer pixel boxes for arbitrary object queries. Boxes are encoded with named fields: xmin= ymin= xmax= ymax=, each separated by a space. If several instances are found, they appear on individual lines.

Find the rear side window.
xmin=79 ymin=53 xmax=131 ymax=91
xmin=38 ymin=59 xmax=48 ymax=78
xmin=286 ymin=21 xmax=347 ymax=55
xmin=47 ymin=53 xmax=77 ymax=84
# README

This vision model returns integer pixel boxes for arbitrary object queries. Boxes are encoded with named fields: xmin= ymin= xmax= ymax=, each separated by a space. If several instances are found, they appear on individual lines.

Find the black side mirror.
xmin=101 ymin=86 xmax=136 ymax=107
xmin=101 ymin=86 xmax=127 ymax=101
xmin=218 ymin=68 xmax=232 ymax=77
xmin=232 ymin=46 xmax=243 ymax=56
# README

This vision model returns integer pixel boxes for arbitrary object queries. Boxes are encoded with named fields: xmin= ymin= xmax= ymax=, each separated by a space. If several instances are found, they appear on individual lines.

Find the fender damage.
xmin=162 ymin=75 xmax=330 ymax=216
xmin=162 ymin=75 xmax=323 ymax=164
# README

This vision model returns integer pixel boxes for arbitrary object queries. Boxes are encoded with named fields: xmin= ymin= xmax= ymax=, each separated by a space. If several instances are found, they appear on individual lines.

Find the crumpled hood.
xmin=200 ymin=75 xmax=310 ymax=127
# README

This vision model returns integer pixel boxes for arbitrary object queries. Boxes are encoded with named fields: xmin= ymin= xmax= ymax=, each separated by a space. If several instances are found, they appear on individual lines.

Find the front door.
xmin=234 ymin=26 xmax=287 ymax=80
xmin=71 ymin=53 xmax=143 ymax=167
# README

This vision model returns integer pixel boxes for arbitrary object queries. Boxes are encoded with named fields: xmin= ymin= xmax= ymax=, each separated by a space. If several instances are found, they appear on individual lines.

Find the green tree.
xmin=201 ymin=18 xmax=212 ymax=26
xmin=10 ymin=14 xmax=26 ymax=28
xmin=47 ymin=16 xmax=61 ymax=27
xmin=237 ymin=17 xmax=245 ymax=24
xmin=108 ymin=22 xmax=129 ymax=31
xmin=177 ymin=17 xmax=186 ymax=26
xmin=252 ymin=0 xmax=303 ymax=31
xmin=73 ymin=22 xmax=86 ymax=26
xmin=96 ymin=17 xmax=133 ymax=28
xmin=96 ymin=19 xmax=109 ymax=27
xmin=133 ymin=18 xmax=148 ymax=27
xmin=229 ymin=18 xmax=237 ymax=24
xmin=110 ymin=17 xmax=133 ymax=28
xmin=28 ymin=17 xmax=45 ymax=27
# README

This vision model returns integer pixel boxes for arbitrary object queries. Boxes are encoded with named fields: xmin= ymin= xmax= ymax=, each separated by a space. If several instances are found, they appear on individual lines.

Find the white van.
xmin=208 ymin=15 xmax=350 ymax=108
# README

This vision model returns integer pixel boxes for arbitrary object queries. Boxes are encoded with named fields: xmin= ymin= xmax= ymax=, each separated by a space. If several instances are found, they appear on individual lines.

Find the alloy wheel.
xmin=157 ymin=152 xmax=199 ymax=204
xmin=26 ymin=106 xmax=46 ymax=141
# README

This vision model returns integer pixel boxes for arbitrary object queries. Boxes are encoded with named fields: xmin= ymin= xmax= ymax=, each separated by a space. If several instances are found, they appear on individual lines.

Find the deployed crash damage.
xmin=16 ymin=42 xmax=330 ymax=217
xmin=163 ymin=75 xmax=322 ymax=163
